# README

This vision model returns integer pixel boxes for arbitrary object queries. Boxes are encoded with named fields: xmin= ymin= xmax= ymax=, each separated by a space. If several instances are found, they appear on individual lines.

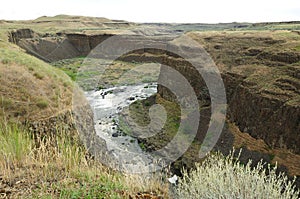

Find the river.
xmin=84 ymin=83 xmax=161 ymax=173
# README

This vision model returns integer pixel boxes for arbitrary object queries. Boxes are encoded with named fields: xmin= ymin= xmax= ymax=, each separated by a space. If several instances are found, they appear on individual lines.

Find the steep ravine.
xmin=9 ymin=29 xmax=300 ymax=182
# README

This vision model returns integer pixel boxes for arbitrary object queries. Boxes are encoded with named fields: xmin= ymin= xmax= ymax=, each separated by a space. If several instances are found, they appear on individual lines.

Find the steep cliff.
xmin=8 ymin=29 xmax=115 ymax=62
xmin=187 ymin=31 xmax=300 ymax=154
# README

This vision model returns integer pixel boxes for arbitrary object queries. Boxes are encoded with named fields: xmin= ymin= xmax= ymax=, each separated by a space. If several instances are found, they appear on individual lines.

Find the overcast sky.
xmin=1 ymin=0 xmax=299 ymax=23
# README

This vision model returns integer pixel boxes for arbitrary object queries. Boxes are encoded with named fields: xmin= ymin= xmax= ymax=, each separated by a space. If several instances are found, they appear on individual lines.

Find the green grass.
xmin=51 ymin=57 xmax=85 ymax=81
xmin=295 ymin=45 xmax=300 ymax=51
xmin=0 ymin=122 xmax=32 ymax=165
xmin=33 ymin=72 xmax=44 ymax=80
xmin=118 ymin=115 xmax=133 ymax=136
xmin=0 ymin=121 xmax=169 ymax=198
xmin=36 ymin=99 xmax=49 ymax=109
xmin=51 ymin=58 xmax=160 ymax=90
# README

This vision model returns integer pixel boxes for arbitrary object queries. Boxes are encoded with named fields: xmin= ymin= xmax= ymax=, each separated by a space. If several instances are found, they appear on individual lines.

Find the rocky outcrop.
xmin=109 ymin=33 xmax=300 ymax=155
xmin=17 ymin=36 xmax=81 ymax=62
xmin=66 ymin=33 xmax=114 ymax=56
xmin=257 ymin=51 xmax=300 ymax=64
xmin=8 ymin=28 xmax=37 ymax=43
xmin=8 ymin=29 xmax=115 ymax=62
xmin=27 ymin=99 xmax=108 ymax=161
xmin=227 ymin=79 xmax=300 ymax=152
xmin=27 ymin=110 xmax=75 ymax=136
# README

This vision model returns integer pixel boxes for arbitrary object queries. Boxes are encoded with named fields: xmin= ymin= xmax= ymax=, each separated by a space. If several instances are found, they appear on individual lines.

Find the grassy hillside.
xmin=0 ymin=41 xmax=73 ymax=122
xmin=0 ymin=14 xmax=133 ymax=122
xmin=1 ymin=16 xmax=299 ymax=198
xmin=0 ymin=15 xmax=133 ymax=35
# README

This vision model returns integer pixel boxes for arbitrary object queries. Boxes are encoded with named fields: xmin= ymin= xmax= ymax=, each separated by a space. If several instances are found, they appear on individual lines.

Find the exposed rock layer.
xmin=10 ymin=29 xmax=300 ymax=154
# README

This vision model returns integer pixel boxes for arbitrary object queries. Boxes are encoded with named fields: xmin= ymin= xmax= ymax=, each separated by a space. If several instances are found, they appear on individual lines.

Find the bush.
xmin=33 ymin=72 xmax=44 ymax=79
xmin=176 ymin=151 xmax=299 ymax=199
xmin=36 ymin=99 xmax=48 ymax=109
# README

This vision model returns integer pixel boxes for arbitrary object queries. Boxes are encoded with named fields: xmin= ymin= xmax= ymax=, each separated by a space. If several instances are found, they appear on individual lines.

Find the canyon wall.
xmin=158 ymin=32 xmax=300 ymax=154
xmin=8 ymin=29 xmax=114 ymax=62
xmin=9 ymin=29 xmax=300 ymax=154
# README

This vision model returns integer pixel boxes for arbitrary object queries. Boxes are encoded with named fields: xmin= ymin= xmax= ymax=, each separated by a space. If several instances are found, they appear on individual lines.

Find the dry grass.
xmin=0 ymin=45 xmax=73 ymax=122
xmin=0 ymin=121 xmax=170 ymax=198
xmin=0 ymin=15 xmax=132 ymax=37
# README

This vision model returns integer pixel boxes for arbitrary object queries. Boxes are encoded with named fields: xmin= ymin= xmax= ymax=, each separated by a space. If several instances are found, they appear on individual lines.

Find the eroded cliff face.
xmin=188 ymin=31 xmax=300 ymax=154
xmin=66 ymin=33 xmax=114 ymax=56
xmin=226 ymin=75 xmax=300 ymax=152
xmin=149 ymin=32 xmax=300 ymax=183
xmin=8 ymin=29 xmax=114 ymax=62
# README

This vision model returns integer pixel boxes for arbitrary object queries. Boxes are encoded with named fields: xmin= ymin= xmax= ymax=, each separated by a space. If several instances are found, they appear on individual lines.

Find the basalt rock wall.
xmin=9 ymin=29 xmax=114 ymax=62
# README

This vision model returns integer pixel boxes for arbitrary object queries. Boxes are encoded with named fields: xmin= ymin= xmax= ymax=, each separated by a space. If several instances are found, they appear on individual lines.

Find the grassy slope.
xmin=0 ymin=20 xmax=169 ymax=198
xmin=0 ymin=15 xmax=133 ymax=122
xmin=0 ymin=40 xmax=73 ymax=122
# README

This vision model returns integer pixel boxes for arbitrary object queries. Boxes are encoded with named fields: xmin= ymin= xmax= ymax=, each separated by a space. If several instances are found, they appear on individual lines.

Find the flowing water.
xmin=85 ymin=83 xmax=161 ymax=173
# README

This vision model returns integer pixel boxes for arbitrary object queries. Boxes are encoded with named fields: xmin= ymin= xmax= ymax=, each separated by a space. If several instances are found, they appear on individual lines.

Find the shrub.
xmin=1 ymin=58 xmax=10 ymax=64
xmin=176 ymin=151 xmax=299 ymax=199
xmin=36 ymin=99 xmax=48 ymax=109
xmin=33 ymin=72 xmax=44 ymax=79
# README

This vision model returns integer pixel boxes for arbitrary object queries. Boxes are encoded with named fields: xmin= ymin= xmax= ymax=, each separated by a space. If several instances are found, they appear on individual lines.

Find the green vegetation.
xmin=176 ymin=151 xmax=300 ymax=199
xmin=0 ymin=121 xmax=169 ymax=198
xmin=0 ymin=122 xmax=32 ymax=165
xmin=0 ymin=40 xmax=73 ymax=122
xmin=51 ymin=58 xmax=160 ymax=90
xmin=33 ymin=72 xmax=44 ymax=80
xmin=139 ymin=142 xmax=146 ymax=150
xmin=118 ymin=115 xmax=133 ymax=136
xmin=124 ymin=94 xmax=181 ymax=147
xmin=295 ymin=45 xmax=300 ymax=51
xmin=36 ymin=99 xmax=49 ymax=109
xmin=51 ymin=57 xmax=85 ymax=81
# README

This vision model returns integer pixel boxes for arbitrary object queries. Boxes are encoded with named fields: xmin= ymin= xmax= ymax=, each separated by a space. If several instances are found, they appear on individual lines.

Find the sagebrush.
xmin=176 ymin=151 xmax=299 ymax=199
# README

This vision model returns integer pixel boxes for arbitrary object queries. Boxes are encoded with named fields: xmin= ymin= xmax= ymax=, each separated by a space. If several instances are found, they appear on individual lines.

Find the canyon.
xmin=5 ymin=18 xmax=300 ymax=186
